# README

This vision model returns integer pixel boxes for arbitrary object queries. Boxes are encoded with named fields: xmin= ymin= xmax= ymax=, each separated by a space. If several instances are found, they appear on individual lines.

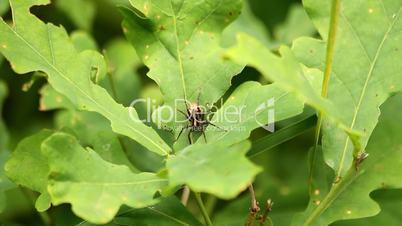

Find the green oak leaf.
xmin=225 ymin=34 xmax=329 ymax=114
xmin=292 ymin=93 xmax=402 ymax=226
xmin=120 ymin=0 xmax=244 ymax=123
xmin=0 ymin=0 xmax=171 ymax=156
xmin=5 ymin=130 xmax=54 ymax=212
xmin=0 ymin=0 xmax=8 ymax=65
xmin=332 ymin=190 xmax=402 ymax=226
xmin=39 ymin=84 xmax=138 ymax=171
xmin=167 ymin=141 xmax=261 ymax=199
xmin=55 ymin=110 xmax=139 ymax=172
xmin=43 ymin=132 xmax=167 ymax=224
xmin=39 ymin=84 xmax=74 ymax=111
xmin=225 ymin=33 xmax=362 ymax=171
xmin=56 ymin=0 xmax=96 ymax=31
xmin=294 ymin=0 xmax=402 ymax=177
xmin=198 ymin=81 xmax=309 ymax=146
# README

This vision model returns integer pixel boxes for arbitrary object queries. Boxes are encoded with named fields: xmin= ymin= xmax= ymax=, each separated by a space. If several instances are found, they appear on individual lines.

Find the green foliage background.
xmin=0 ymin=0 xmax=401 ymax=226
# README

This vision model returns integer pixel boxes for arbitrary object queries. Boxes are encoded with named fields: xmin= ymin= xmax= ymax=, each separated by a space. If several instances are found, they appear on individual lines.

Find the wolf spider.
xmin=176 ymin=94 xmax=226 ymax=144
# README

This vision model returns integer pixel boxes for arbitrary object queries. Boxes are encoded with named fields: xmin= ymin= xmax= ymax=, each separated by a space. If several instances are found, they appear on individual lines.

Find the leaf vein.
xmin=3 ymin=21 xmax=168 ymax=155
xmin=336 ymin=5 xmax=402 ymax=177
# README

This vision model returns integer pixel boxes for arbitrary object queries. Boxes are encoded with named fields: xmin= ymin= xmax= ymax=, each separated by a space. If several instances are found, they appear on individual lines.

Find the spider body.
xmin=176 ymin=95 xmax=225 ymax=144
xmin=187 ymin=103 xmax=205 ymax=128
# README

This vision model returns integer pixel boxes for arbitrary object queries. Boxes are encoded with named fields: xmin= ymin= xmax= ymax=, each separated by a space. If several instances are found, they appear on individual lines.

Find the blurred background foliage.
xmin=0 ymin=0 xmax=400 ymax=225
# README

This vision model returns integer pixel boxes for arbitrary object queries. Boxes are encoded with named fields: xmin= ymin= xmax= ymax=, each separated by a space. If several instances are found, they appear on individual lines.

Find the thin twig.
xmin=310 ymin=0 xmax=341 ymax=191
xmin=194 ymin=192 xmax=213 ymax=226
xmin=249 ymin=184 xmax=260 ymax=212
xmin=258 ymin=199 xmax=274 ymax=226
xmin=181 ymin=186 xmax=190 ymax=206
xmin=205 ymin=195 xmax=218 ymax=216
xmin=245 ymin=184 xmax=260 ymax=226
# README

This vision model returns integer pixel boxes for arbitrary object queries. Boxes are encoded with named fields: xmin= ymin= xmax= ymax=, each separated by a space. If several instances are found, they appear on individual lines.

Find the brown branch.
xmin=259 ymin=199 xmax=274 ymax=226
xmin=245 ymin=184 xmax=260 ymax=226
xmin=181 ymin=185 xmax=190 ymax=206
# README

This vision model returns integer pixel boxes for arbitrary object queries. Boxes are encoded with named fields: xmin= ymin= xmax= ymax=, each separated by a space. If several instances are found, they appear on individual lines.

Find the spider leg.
xmin=207 ymin=121 xmax=227 ymax=132
xmin=162 ymin=126 xmax=174 ymax=135
xmin=197 ymin=91 xmax=201 ymax=106
xmin=177 ymin=109 xmax=189 ymax=118
xmin=182 ymin=96 xmax=190 ymax=112
xmin=175 ymin=125 xmax=190 ymax=142
xmin=202 ymin=130 xmax=207 ymax=143
xmin=188 ymin=129 xmax=194 ymax=144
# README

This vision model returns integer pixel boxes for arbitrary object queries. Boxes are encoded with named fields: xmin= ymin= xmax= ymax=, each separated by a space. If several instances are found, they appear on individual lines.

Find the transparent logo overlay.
xmin=128 ymin=98 xmax=276 ymax=132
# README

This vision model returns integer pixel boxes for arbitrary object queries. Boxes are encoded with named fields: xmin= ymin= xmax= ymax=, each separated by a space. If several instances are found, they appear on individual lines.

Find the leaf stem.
xmin=258 ymin=199 xmax=274 ymax=226
xmin=181 ymin=185 xmax=190 ymax=206
xmin=205 ymin=195 xmax=218 ymax=216
xmin=245 ymin=184 xmax=260 ymax=226
xmin=302 ymin=168 xmax=362 ymax=226
xmin=310 ymin=0 xmax=341 ymax=191
xmin=194 ymin=192 xmax=214 ymax=226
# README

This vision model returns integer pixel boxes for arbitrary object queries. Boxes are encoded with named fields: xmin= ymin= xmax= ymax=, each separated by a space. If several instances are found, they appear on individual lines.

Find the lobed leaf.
xmin=121 ymin=0 xmax=244 ymax=127
xmin=55 ymin=110 xmax=139 ymax=172
xmin=167 ymin=141 xmax=261 ymax=199
xmin=226 ymin=32 xmax=363 ymax=174
xmin=43 ymin=132 xmax=168 ymax=224
xmin=5 ymin=130 xmax=54 ymax=212
xmin=39 ymin=84 xmax=138 ymax=171
xmin=332 ymin=190 xmax=402 ymax=226
xmin=292 ymin=93 xmax=402 ymax=225
xmin=296 ymin=0 xmax=402 ymax=177
xmin=0 ymin=0 xmax=171 ymax=156
xmin=199 ymin=81 xmax=307 ymax=146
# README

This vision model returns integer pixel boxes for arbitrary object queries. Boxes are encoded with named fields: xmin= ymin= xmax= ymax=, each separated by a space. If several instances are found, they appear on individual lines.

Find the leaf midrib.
xmin=147 ymin=207 xmax=192 ymax=226
xmin=211 ymin=90 xmax=290 ymax=142
xmin=301 ymin=169 xmax=364 ymax=226
xmin=1 ymin=20 xmax=169 ymax=156
xmin=336 ymin=5 xmax=402 ymax=177
xmin=54 ymin=178 xmax=167 ymax=186
xmin=168 ymin=0 xmax=224 ymax=101
xmin=170 ymin=0 xmax=188 ymax=100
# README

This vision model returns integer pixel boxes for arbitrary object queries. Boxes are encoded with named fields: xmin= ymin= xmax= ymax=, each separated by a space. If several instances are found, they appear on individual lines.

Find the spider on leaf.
xmin=175 ymin=93 xmax=226 ymax=144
